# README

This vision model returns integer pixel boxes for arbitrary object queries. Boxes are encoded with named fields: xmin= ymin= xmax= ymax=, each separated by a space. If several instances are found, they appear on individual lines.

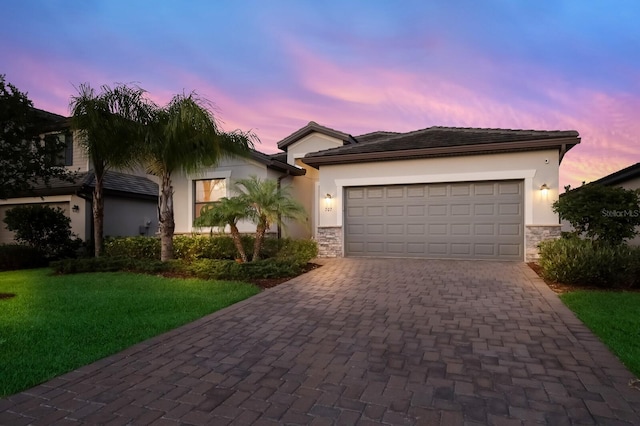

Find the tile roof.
xmin=304 ymin=126 xmax=580 ymax=166
xmin=13 ymin=170 xmax=158 ymax=200
xmin=249 ymin=150 xmax=306 ymax=176
xmin=591 ymin=162 xmax=640 ymax=186
xmin=83 ymin=170 xmax=158 ymax=198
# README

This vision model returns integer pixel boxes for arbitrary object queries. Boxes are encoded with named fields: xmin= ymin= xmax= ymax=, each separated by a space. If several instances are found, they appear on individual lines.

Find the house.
xmin=588 ymin=162 xmax=640 ymax=245
xmin=0 ymin=110 xmax=159 ymax=244
xmin=176 ymin=121 xmax=580 ymax=261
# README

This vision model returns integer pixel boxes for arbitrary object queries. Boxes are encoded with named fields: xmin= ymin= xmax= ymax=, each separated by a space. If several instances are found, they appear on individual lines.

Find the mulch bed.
xmin=248 ymin=263 xmax=322 ymax=289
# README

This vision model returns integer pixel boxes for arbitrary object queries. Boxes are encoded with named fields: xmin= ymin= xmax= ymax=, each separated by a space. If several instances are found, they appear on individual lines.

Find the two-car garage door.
xmin=344 ymin=180 xmax=524 ymax=260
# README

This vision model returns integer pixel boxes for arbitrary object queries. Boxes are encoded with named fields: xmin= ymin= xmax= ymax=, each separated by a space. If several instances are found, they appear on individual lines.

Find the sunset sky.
xmin=2 ymin=1 xmax=639 ymax=189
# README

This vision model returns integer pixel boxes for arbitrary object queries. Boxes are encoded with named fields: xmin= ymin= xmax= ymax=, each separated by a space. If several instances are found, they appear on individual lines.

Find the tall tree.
xmin=234 ymin=176 xmax=306 ymax=261
xmin=0 ymin=75 xmax=70 ymax=199
xmin=144 ymin=93 xmax=255 ymax=261
xmin=70 ymin=83 xmax=149 ymax=256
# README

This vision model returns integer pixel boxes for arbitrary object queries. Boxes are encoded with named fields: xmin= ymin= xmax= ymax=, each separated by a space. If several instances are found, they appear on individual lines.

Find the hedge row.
xmin=50 ymin=256 xmax=307 ymax=281
xmin=538 ymin=237 xmax=640 ymax=288
xmin=52 ymin=235 xmax=318 ymax=281
xmin=0 ymin=244 xmax=48 ymax=271
xmin=103 ymin=235 xmax=313 ymax=262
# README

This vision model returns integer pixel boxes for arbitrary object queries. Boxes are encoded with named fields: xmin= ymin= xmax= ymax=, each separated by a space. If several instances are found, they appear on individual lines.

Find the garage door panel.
xmin=386 ymin=205 xmax=404 ymax=216
xmin=366 ymin=206 xmax=384 ymax=216
xmin=428 ymin=224 xmax=447 ymax=235
xmin=474 ymin=204 xmax=495 ymax=215
xmin=407 ymin=187 xmax=426 ymax=197
xmin=451 ymin=243 xmax=471 ymax=255
xmin=451 ymin=204 xmax=471 ymax=215
xmin=428 ymin=186 xmax=447 ymax=197
xmin=499 ymin=203 xmax=520 ymax=215
xmin=407 ymin=205 xmax=426 ymax=216
xmin=499 ymin=223 xmax=521 ymax=236
xmin=387 ymin=224 xmax=404 ymax=234
xmin=451 ymin=184 xmax=471 ymax=196
xmin=428 ymin=205 xmax=447 ymax=215
xmin=386 ymin=187 xmax=404 ymax=198
xmin=451 ymin=224 xmax=471 ymax=235
xmin=499 ymin=244 xmax=521 ymax=256
xmin=345 ymin=180 xmax=523 ymax=260
xmin=366 ymin=188 xmax=383 ymax=198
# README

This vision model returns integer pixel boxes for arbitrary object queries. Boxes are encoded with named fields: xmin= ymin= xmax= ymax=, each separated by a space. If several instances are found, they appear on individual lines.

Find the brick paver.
xmin=2 ymin=259 xmax=639 ymax=425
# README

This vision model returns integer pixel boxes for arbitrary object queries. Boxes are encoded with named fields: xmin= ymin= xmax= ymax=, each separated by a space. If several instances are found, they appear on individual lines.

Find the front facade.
xmin=177 ymin=121 xmax=579 ymax=262
xmin=0 ymin=111 xmax=159 ymax=244
xmin=285 ymin=123 xmax=579 ymax=262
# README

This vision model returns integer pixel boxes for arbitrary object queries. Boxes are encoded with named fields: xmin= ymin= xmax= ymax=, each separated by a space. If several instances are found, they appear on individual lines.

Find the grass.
xmin=560 ymin=291 xmax=640 ymax=378
xmin=0 ymin=268 xmax=260 ymax=397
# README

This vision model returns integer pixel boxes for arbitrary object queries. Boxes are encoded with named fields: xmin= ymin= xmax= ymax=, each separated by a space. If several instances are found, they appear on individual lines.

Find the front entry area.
xmin=344 ymin=180 xmax=524 ymax=260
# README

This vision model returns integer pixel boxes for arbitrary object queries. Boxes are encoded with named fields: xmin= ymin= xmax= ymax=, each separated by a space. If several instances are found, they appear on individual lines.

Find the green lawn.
xmin=560 ymin=291 xmax=640 ymax=377
xmin=0 ymin=269 xmax=260 ymax=397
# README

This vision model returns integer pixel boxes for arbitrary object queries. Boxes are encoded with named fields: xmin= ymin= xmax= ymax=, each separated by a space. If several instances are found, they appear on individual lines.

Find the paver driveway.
xmin=1 ymin=259 xmax=639 ymax=425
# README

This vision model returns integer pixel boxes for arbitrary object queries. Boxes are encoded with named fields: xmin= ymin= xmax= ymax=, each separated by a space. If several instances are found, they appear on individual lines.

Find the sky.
xmin=2 ymin=1 xmax=639 ymax=189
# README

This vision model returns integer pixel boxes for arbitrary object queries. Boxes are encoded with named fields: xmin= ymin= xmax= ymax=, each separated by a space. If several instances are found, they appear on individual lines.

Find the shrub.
xmin=3 ymin=205 xmax=81 ymax=259
xmin=50 ymin=256 xmax=185 ymax=275
xmin=538 ymin=238 xmax=639 ymax=288
xmin=554 ymin=184 xmax=640 ymax=245
xmin=187 ymin=258 xmax=305 ymax=281
xmin=0 ymin=244 xmax=48 ymax=271
xmin=104 ymin=236 xmax=160 ymax=260
xmin=174 ymin=235 xmax=241 ymax=261
xmin=275 ymin=239 xmax=318 ymax=266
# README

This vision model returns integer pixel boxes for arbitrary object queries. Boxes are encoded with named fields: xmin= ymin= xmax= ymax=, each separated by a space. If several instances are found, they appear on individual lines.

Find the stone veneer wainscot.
xmin=317 ymin=226 xmax=343 ymax=257
xmin=525 ymin=225 xmax=561 ymax=262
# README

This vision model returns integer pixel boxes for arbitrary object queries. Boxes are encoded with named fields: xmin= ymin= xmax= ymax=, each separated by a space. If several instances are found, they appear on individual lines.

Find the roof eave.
xmin=303 ymin=137 xmax=581 ymax=167
xmin=277 ymin=122 xmax=350 ymax=150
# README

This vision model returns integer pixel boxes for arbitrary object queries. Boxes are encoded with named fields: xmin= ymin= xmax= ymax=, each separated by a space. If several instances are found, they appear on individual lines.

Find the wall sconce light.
xmin=540 ymin=183 xmax=549 ymax=194
xmin=324 ymin=193 xmax=333 ymax=212
xmin=72 ymin=205 xmax=80 ymax=213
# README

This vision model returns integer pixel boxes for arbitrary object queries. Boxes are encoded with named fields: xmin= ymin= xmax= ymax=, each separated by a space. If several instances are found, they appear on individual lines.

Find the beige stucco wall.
xmin=173 ymin=156 xmax=276 ymax=235
xmin=286 ymin=133 xmax=343 ymax=166
xmin=0 ymin=195 xmax=89 ymax=244
xmin=311 ymin=149 xmax=561 ymax=257
xmin=280 ymin=160 xmax=317 ymax=239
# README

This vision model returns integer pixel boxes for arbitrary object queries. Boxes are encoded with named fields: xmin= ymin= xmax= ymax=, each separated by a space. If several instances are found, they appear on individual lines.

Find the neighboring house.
xmin=177 ymin=121 xmax=580 ymax=261
xmin=0 ymin=110 xmax=159 ymax=244
xmin=586 ymin=162 xmax=640 ymax=246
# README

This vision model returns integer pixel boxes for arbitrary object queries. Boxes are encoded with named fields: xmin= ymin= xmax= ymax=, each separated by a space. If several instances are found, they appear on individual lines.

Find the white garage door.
xmin=344 ymin=180 xmax=524 ymax=260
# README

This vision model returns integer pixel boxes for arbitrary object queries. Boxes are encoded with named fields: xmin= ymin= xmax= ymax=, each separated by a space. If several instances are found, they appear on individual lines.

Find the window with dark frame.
xmin=193 ymin=178 xmax=226 ymax=220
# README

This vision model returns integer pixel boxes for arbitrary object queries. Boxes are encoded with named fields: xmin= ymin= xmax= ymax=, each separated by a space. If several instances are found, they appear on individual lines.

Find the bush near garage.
xmin=538 ymin=236 xmax=640 ymax=288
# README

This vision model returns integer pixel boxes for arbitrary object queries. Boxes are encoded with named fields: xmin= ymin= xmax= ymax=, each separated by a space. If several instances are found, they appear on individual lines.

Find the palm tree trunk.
xmin=93 ymin=175 xmax=104 ymax=257
xmin=159 ymin=172 xmax=175 ymax=261
xmin=229 ymin=224 xmax=247 ymax=263
xmin=253 ymin=223 xmax=266 ymax=261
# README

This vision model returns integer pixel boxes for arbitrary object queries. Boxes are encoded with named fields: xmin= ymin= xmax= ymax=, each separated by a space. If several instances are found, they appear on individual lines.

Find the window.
xmin=50 ymin=132 xmax=73 ymax=166
xmin=194 ymin=178 xmax=226 ymax=219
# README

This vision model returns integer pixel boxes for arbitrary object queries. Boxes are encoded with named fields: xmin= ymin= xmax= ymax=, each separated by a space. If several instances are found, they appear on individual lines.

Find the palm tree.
xmin=234 ymin=176 xmax=307 ymax=261
xmin=144 ymin=92 xmax=255 ymax=261
xmin=70 ymin=83 xmax=149 ymax=256
xmin=194 ymin=197 xmax=252 ymax=262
